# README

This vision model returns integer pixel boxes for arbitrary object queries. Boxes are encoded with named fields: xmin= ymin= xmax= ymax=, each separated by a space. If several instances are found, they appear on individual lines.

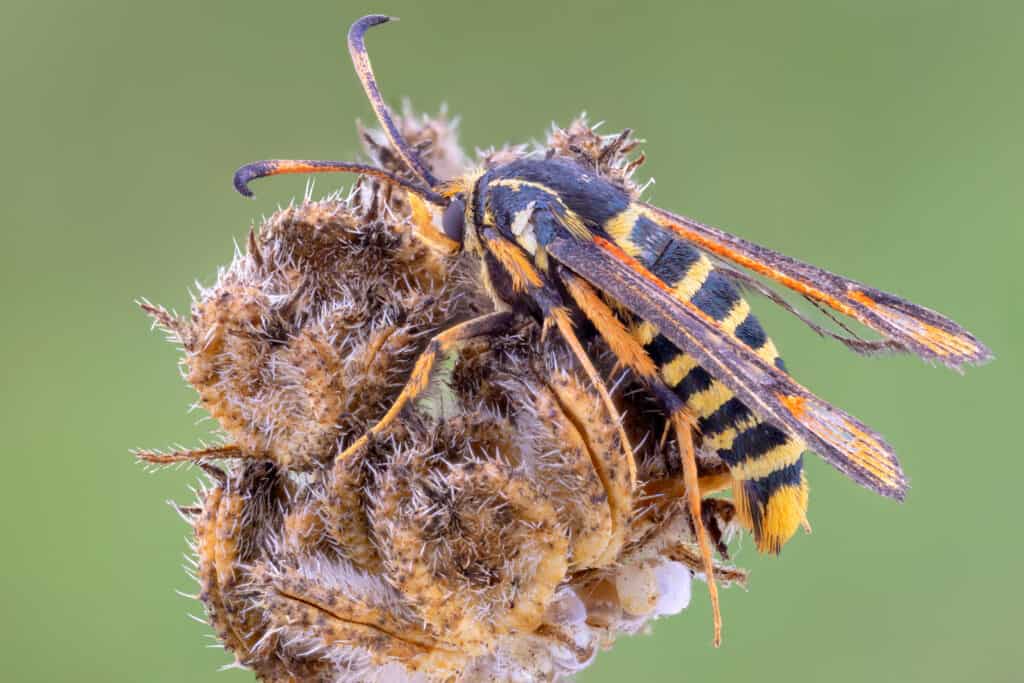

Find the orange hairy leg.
xmin=476 ymin=226 xmax=635 ymax=491
xmin=671 ymin=409 xmax=722 ymax=646
xmin=560 ymin=267 xmax=733 ymax=498
xmin=546 ymin=305 xmax=636 ymax=496
xmin=335 ymin=311 xmax=516 ymax=464
xmin=560 ymin=268 xmax=722 ymax=645
xmin=406 ymin=193 xmax=460 ymax=255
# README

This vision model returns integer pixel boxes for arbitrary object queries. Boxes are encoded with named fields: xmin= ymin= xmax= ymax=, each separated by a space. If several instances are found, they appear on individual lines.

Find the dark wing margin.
xmin=546 ymin=235 xmax=909 ymax=500
xmin=641 ymin=203 xmax=992 ymax=371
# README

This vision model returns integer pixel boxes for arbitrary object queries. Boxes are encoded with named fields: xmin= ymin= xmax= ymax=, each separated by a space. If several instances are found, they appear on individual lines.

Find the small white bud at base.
xmin=544 ymin=587 xmax=587 ymax=626
xmin=652 ymin=560 xmax=692 ymax=617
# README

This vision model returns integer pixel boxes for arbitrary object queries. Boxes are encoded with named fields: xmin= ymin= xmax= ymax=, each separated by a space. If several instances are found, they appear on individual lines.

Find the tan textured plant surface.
xmin=139 ymin=112 xmax=746 ymax=682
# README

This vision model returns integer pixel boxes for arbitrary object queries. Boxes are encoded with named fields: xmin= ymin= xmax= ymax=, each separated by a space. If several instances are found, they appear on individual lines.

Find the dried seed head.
xmin=150 ymin=195 xmax=471 ymax=470
xmin=372 ymin=443 xmax=568 ymax=651
xmin=142 ymin=113 xmax=747 ymax=682
xmin=545 ymin=116 xmax=647 ymax=198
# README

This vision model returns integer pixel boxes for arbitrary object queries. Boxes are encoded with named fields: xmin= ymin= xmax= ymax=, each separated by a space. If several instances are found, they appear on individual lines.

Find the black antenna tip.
xmin=351 ymin=15 xmax=396 ymax=38
xmin=233 ymin=162 xmax=269 ymax=198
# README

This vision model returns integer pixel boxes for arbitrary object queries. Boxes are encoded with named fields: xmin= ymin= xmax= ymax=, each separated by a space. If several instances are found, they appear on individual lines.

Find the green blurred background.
xmin=2 ymin=1 xmax=1020 ymax=681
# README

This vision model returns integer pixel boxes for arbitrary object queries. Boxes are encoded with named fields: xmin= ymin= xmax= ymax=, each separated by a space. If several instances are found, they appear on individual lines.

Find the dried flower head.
xmin=139 ymin=111 xmax=747 ymax=682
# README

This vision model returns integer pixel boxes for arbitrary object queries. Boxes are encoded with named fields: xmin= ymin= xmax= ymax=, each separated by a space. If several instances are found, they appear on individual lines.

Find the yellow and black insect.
xmin=233 ymin=15 xmax=991 ymax=646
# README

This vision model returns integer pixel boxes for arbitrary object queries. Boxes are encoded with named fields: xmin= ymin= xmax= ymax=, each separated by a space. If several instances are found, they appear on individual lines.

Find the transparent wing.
xmin=641 ymin=203 xmax=992 ymax=370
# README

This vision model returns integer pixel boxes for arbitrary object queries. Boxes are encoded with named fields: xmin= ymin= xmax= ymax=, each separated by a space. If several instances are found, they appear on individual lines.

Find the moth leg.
xmin=541 ymin=309 xmax=636 ymax=566
xmin=335 ymin=311 xmax=517 ymax=464
xmin=669 ymin=408 xmax=722 ymax=645
xmin=545 ymin=305 xmax=637 ymax=497
xmin=560 ymin=268 xmax=722 ymax=646
xmin=406 ymin=193 xmax=460 ymax=255
xmin=636 ymin=383 xmax=726 ymax=646
xmin=696 ymin=465 xmax=733 ymax=496
xmin=645 ymin=465 xmax=733 ymax=500
xmin=477 ymin=225 xmax=638 ymax=511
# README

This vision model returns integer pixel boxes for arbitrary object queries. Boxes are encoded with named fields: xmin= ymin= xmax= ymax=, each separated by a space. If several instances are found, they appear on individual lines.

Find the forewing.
xmin=641 ymin=203 xmax=991 ymax=370
xmin=546 ymin=235 xmax=909 ymax=500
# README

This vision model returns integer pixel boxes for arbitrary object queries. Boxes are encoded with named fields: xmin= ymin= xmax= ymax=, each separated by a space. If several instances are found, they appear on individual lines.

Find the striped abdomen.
xmin=606 ymin=206 xmax=809 ymax=553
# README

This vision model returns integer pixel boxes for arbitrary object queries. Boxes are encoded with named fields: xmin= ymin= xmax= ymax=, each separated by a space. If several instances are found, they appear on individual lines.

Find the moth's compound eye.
xmin=442 ymin=197 xmax=466 ymax=243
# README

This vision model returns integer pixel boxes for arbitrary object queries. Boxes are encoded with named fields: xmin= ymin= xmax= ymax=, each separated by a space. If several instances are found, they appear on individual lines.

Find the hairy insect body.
xmin=473 ymin=158 xmax=809 ymax=552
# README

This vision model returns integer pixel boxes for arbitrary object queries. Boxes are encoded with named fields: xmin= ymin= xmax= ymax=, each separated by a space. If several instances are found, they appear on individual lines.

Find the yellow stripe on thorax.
xmin=491 ymin=178 xmax=555 ymax=194
xmin=490 ymin=178 xmax=589 ymax=239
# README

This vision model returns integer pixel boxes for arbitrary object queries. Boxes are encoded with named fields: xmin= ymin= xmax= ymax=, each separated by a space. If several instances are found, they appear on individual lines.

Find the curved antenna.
xmin=348 ymin=15 xmax=440 ymax=188
xmin=233 ymin=159 xmax=446 ymax=205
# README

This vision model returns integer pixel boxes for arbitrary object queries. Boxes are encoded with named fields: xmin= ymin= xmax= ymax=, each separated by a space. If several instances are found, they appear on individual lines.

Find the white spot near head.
xmin=510 ymin=201 xmax=538 ymax=254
